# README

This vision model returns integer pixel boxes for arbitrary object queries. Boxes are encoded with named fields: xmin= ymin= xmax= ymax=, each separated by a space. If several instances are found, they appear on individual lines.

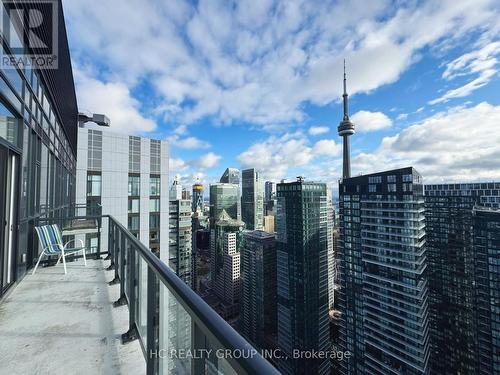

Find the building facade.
xmin=241 ymin=230 xmax=277 ymax=349
xmin=0 ymin=0 xmax=78 ymax=299
xmin=276 ymin=178 xmax=330 ymax=375
xmin=76 ymin=129 xmax=169 ymax=256
xmin=209 ymin=183 xmax=240 ymax=225
xmin=472 ymin=206 xmax=500 ymax=375
xmin=424 ymin=182 xmax=500 ymax=374
xmin=338 ymin=167 xmax=429 ymax=375
xmin=169 ymin=195 xmax=192 ymax=287
xmin=241 ymin=168 xmax=264 ymax=230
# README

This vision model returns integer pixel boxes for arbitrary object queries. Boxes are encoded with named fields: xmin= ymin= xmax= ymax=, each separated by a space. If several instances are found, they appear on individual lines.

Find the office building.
xmin=263 ymin=215 xmax=275 ymax=233
xmin=0 ymin=0 xmax=78 ymax=299
xmin=192 ymin=182 xmax=204 ymax=212
xmin=76 ymin=129 xmax=169 ymax=255
xmin=209 ymin=210 xmax=244 ymax=319
xmin=209 ymin=182 xmax=240 ymax=225
xmin=220 ymin=167 xmax=240 ymax=185
xmin=338 ymin=167 xmax=429 ymax=375
xmin=242 ymin=168 xmax=264 ymax=230
xmin=169 ymin=181 xmax=192 ymax=287
xmin=241 ymin=230 xmax=277 ymax=349
xmin=265 ymin=181 xmax=277 ymax=215
xmin=424 ymin=182 xmax=500 ymax=374
xmin=276 ymin=177 xmax=330 ymax=375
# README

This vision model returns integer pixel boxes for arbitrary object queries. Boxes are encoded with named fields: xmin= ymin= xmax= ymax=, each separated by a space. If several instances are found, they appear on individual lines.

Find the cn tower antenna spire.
xmin=338 ymin=59 xmax=355 ymax=179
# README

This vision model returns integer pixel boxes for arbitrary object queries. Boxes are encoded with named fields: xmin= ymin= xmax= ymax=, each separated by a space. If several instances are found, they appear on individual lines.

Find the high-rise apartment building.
xmin=0 ymin=0 xmax=78 ymax=298
xmin=241 ymin=230 xmax=277 ymax=349
xmin=338 ymin=167 xmax=429 ymax=375
xmin=424 ymin=182 xmax=500 ymax=374
xmin=276 ymin=178 xmax=330 ymax=375
xmin=76 ymin=129 xmax=169 ymax=255
xmin=242 ymin=168 xmax=264 ymax=230
xmin=472 ymin=206 xmax=500 ymax=375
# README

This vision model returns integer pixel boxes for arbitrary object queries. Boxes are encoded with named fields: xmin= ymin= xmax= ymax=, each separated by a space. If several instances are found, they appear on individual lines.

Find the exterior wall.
xmin=424 ymin=182 xmax=500 ymax=374
xmin=276 ymin=180 xmax=330 ymax=375
xmin=338 ymin=167 xmax=429 ymax=375
xmin=241 ymin=230 xmax=277 ymax=349
xmin=241 ymin=168 xmax=264 ymax=230
xmin=0 ymin=0 xmax=78 ymax=292
xmin=76 ymin=128 xmax=168 ymax=255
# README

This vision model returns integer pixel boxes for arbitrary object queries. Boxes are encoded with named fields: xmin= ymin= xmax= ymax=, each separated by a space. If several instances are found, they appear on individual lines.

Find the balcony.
xmin=0 ymin=207 xmax=279 ymax=375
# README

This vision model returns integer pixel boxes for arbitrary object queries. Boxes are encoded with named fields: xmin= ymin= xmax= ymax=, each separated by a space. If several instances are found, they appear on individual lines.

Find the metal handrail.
xmin=107 ymin=215 xmax=280 ymax=375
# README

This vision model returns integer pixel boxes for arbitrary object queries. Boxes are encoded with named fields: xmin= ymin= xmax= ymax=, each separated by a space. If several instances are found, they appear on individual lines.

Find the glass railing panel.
xmin=138 ymin=253 xmax=148 ymax=343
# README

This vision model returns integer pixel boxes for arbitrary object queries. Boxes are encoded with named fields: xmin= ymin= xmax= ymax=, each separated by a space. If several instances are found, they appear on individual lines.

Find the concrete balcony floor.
xmin=0 ymin=259 xmax=145 ymax=375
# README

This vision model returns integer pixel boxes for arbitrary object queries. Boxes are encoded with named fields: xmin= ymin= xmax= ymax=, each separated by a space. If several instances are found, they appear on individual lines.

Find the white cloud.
xmin=73 ymin=67 xmax=156 ymax=135
xmin=168 ymin=136 xmax=211 ymax=149
xmin=313 ymin=139 xmax=341 ymax=156
xmin=64 ymin=0 xmax=500 ymax=128
xmin=351 ymin=110 xmax=392 ymax=132
xmin=169 ymin=157 xmax=189 ymax=172
xmin=396 ymin=113 xmax=408 ymax=121
xmin=429 ymin=41 xmax=500 ymax=104
xmin=194 ymin=152 xmax=222 ymax=169
xmin=309 ymin=126 xmax=330 ymax=136
xmin=352 ymin=102 xmax=500 ymax=182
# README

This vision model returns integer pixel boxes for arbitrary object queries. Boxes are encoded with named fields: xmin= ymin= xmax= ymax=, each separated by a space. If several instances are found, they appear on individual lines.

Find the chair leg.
xmin=82 ymin=248 xmax=87 ymax=266
xmin=32 ymin=251 xmax=45 ymax=275
xmin=56 ymin=254 xmax=62 ymax=266
xmin=61 ymin=251 xmax=67 ymax=274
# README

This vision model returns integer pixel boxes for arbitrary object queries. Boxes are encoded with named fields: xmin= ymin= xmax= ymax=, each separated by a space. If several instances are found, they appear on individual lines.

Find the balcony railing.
xmin=32 ymin=205 xmax=279 ymax=375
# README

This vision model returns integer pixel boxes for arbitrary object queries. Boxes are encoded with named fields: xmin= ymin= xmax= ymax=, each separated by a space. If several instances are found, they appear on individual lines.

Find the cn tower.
xmin=337 ymin=60 xmax=355 ymax=179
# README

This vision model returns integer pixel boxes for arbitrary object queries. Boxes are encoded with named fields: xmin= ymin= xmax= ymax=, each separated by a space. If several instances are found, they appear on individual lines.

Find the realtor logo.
xmin=1 ymin=0 xmax=58 ymax=69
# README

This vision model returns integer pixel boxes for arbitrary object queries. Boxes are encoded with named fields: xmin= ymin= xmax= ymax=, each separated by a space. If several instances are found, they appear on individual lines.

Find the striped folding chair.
xmin=33 ymin=224 xmax=87 ymax=275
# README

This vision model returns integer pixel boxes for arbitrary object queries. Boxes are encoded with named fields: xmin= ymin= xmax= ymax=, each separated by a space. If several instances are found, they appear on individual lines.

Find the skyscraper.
xmin=276 ymin=177 xmax=330 ymax=375
xmin=338 ymin=61 xmax=355 ymax=179
xmin=192 ymin=182 xmax=204 ymax=212
xmin=169 ymin=181 xmax=193 ymax=287
xmin=241 ymin=230 xmax=277 ymax=349
xmin=472 ymin=206 xmax=500 ymax=375
xmin=76 ymin=130 xmax=169 ymax=255
xmin=338 ymin=167 xmax=430 ymax=375
xmin=220 ymin=167 xmax=240 ymax=185
xmin=242 ymin=168 xmax=264 ymax=230
xmin=209 ymin=210 xmax=244 ymax=319
xmin=209 ymin=183 xmax=240 ymax=225
xmin=424 ymin=182 xmax=500 ymax=374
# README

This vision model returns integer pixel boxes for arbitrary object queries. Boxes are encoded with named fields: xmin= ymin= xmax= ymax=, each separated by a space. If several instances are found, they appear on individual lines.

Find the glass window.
xmin=128 ymin=199 xmax=140 ymax=213
xmin=128 ymin=175 xmax=140 ymax=196
xmin=0 ymin=100 xmax=20 ymax=147
xmin=87 ymin=174 xmax=102 ymax=197
xmin=150 ymin=176 xmax=160 ymax=196
xmin=387 ymin=175 xmax=396 ymax=183
xmin=128 ymin=216 xmax=139 ymax=231
xmin=368 ymin=184 xmax=377 ymax=193
xmin=150 ymin=198 xmax=160 ymax=212
xmin=388 ymin=183 xmax=397 ymax=192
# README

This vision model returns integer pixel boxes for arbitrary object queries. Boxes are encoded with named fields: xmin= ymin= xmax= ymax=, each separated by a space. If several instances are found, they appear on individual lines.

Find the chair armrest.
xmin=63 ymin=239 xmax=85 ymax=250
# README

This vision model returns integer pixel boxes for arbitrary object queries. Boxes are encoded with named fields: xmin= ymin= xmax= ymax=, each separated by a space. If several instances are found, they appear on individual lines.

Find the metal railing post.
xmin=147 ymin=268 xmax=158 ymax=375
xmin=109 ymin=222 xmax=120 ymax=285
xmin=106 ymin=219 xmax=115 ymax=270
xmin=114 ymin=228 xmax=127 ymax=306
xmin=122 ymin=241 xmax=138 ymax=343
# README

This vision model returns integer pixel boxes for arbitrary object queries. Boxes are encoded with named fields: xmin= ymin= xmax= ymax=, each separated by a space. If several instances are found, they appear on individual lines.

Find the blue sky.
xmin=63 ymin=0 xmax=500 ymax=188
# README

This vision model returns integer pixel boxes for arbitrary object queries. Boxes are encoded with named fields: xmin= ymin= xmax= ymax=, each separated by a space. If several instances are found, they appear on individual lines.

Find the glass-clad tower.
xmin=424 ymin=182 xmax=500 ymax=374
xmin=338 ymin=167 xmax=430 ymax=375
xmin=276 ymin=178 xmax=330 ymax=375
xmin=209 ymin=183 xmax=240 ymax=225
xmin=241 ymin=168 xmax=264 ymax=230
